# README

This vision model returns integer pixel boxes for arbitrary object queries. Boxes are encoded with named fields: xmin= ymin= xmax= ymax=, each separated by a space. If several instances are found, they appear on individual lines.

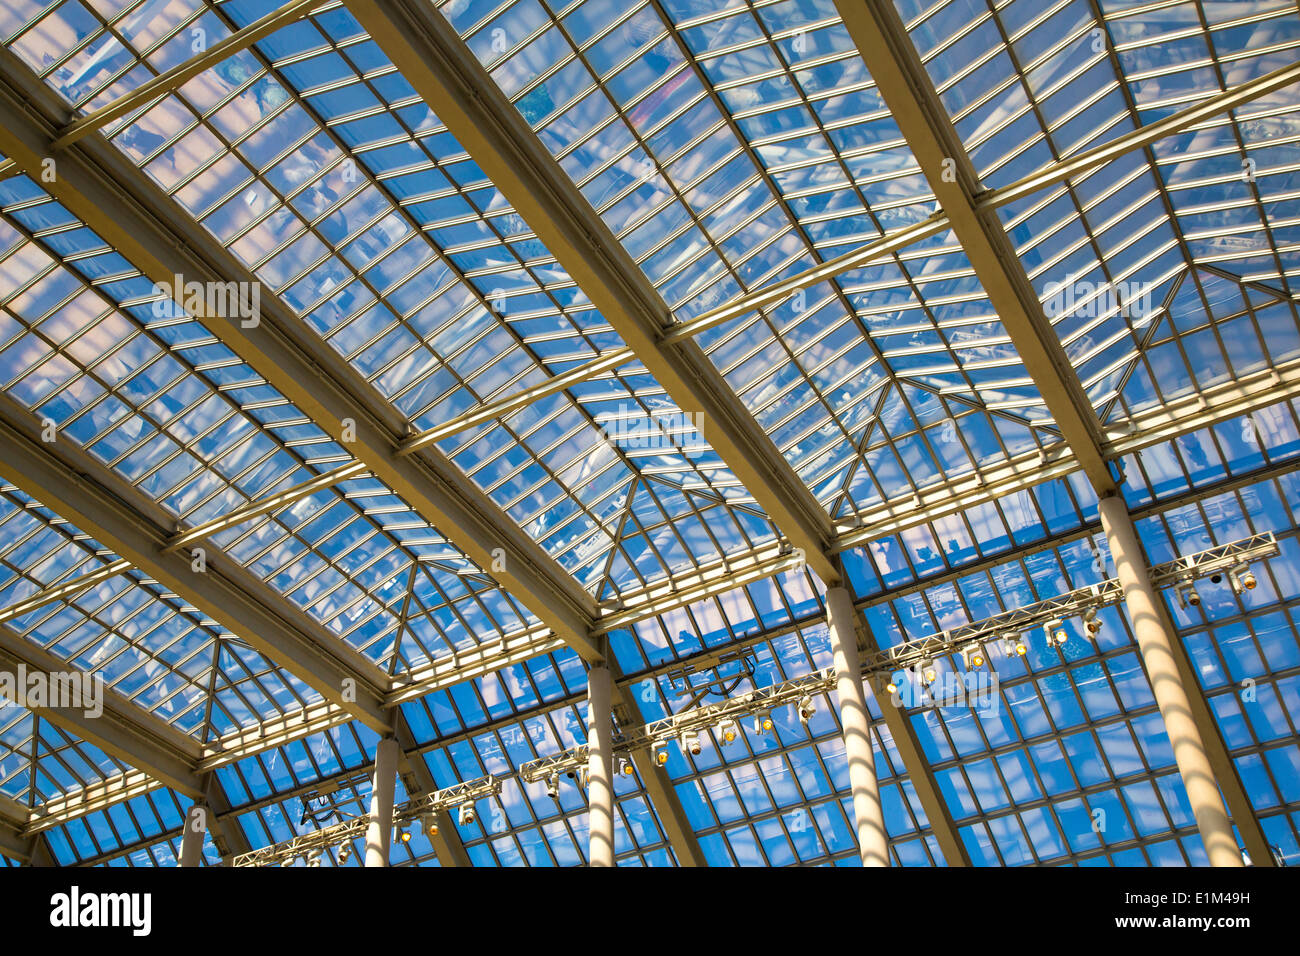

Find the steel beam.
xmin=855 ymin=631 xmax=970 ymax=865
xmin=162 ymin=462 xmax=369 ymax=556
xmin=834 ymin=0 xmax=1113 ymax=494
xmin=983 ymin=59 xmax=1300 ymax=213
xmin=308 ymin=51 xmax=1300 ymax=465
xmin=0 ymin=559 xmax=132 ymax=626
xmin=0 ymin=391 xmax=392 ymax=732
xmin=0 ymin=45 xmax=602 ymax=664
xmin=0 ymin=12 xmax=1294 ymax=853
xmin=7 ymin=347 xmax=1297 ymax=640
xmin=202 ymin=773 xmax=252 ymax=863
xmin=614 ymin=688 xmax=709 ymax=866
xmin=343 ymin=0 xmax=840 ymax=585
xmin=60 ymin=464 xmax=1300 ymax=866
xmin=50 ymin=0 xmax=331 ymax=150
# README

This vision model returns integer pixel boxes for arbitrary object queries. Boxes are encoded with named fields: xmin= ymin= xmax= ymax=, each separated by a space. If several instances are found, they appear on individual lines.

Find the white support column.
xmin=1098 ymin=495 xmax=1242 ymax=867
xmin=826 ymin=586 xmax=889 ymax=866
xmin=587 ymin=657 xmax=614 ymax=867
xmin=364 ymin=736 xmax=399 ymax=867
xmin=179 ymin=802 xmax=207 ymax=867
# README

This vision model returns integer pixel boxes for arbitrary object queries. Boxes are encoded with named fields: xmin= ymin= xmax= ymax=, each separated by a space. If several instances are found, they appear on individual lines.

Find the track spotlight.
xmin=420 ymin=813 xmax=437 ymax=837
xmin=680 ymin=730 xmax=701 ymax=756
xmin=718 ymin=719 xmax=738 ymax=745
xmin=753 ymin=711 xmax=774 ymax=734
xmin=397 ymin=825 xmax=411 ymax=844
xmin=1045 ymin=619 xmax=1068 ymax=645
xmin=652 ymin=741 xmax=669 ymax=765
xmin=1176 ymin=578 xmax=1201 ymax=609
xmin=1229 ymin=564 xmax=1257 ymax=595
xmin=884 ymin=672 xmax=899 ymax=695
xmin=797 ymin=695 xmax=815 ymax=727
xmin=545 ymin=772 xmax=559 ymax=799
xmin=919 ymin=661 xmax=937 ymax=685
xmin=337 ymin=843 xmax=351 ymax=864
xmin=1082 ymin=607 xmax=1101 ymax=635
xmin=457 ymin=802 xmax=476 ymax=826
xmin=304 ymin=848 xmax=322 ymax=867
xmin=1002 ymin=633 xmax=1027 ymax=657
xmin=619 ymin=757 xmax=634 ymax=776
xmin=962 ymin=643 xmax=986 ymax=669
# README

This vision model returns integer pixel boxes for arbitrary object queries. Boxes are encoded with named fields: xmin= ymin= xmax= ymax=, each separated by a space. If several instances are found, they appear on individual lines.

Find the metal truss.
xmin=521 ymin=532 xmax=1280 ymax=781
xmin=230 ymin=774 xmax=500 ymax=867
xmin=392 ymin=709 xmax=471 ymax=867
xmin=64 ymin=512 xmax=1295 ymax=866
xmin=12 ymin=448 xmax=1295 ymax=851
xmin=0 ymin=1 xmax=1294 ymax=865
xmin=870 ymin=533 xmax=1280 ymax=675
xmin=0 ymin=559 xmax=132 ymax=627
xmin=0 ymin=38 xmax=708 ymax=862
xmin=0 ymin=620 xmax=204 ymax=798
xmin=521 ymin=670 xmax=836 ymax=783
xmin=0 ymin=390 xmax=393 ymax=732
xmin=388 ymin=45 xmax=1300 ymax=482
xmin=0 ymin=43 xmax=602 ymax=665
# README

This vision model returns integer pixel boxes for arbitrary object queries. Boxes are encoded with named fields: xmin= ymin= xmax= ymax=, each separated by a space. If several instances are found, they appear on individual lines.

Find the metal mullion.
xmin=330 ymin=600 xmax=398 ymax=655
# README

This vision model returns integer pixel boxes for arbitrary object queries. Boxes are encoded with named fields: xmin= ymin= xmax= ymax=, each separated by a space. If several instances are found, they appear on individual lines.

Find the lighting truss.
xmin=866 ymin=533 xmax=1279 ymax=675
xmin=230 ymin=775 xmax=500 ymax=867
xmin=519 ymin=670 xmax=837 ymax=783
xmin=519 ymin=533 xmax=1278 ymax=782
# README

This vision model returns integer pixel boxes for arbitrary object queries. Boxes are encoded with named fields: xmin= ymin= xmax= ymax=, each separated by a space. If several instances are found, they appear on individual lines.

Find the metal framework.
xmin=0 ymin=389 xmax=393 ymax=732
xmin=833 ymin=0 xmax=1114 ymax=494
xmin=0 ymin=44 xmax=602 ymax=664
xmin=343 ymin=0 xmax=842 ymax=586
xmin=0 ymin=0 xmax=1294 ymax=868
xmin=5 ymin=447 xmax=1294 ymax=852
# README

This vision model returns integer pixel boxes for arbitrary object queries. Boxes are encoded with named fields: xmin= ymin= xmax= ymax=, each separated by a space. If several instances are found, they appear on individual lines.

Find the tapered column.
xmin=587 ymin=656 xmax=615 ymax=867
xmin=1098 ymin=495 xmax=1242 ymax=867
xmin=364 ymin=736 xmax=399 ymax=867
xmin=826 ymin=586 xmax=889 ymax=866
xmin=179 ymin=802 xmax=207 ymax=867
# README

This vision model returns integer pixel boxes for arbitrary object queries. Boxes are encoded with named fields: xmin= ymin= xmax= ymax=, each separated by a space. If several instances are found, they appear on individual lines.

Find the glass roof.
xmin=0 ymin=0 xmax=1297 ymax=866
